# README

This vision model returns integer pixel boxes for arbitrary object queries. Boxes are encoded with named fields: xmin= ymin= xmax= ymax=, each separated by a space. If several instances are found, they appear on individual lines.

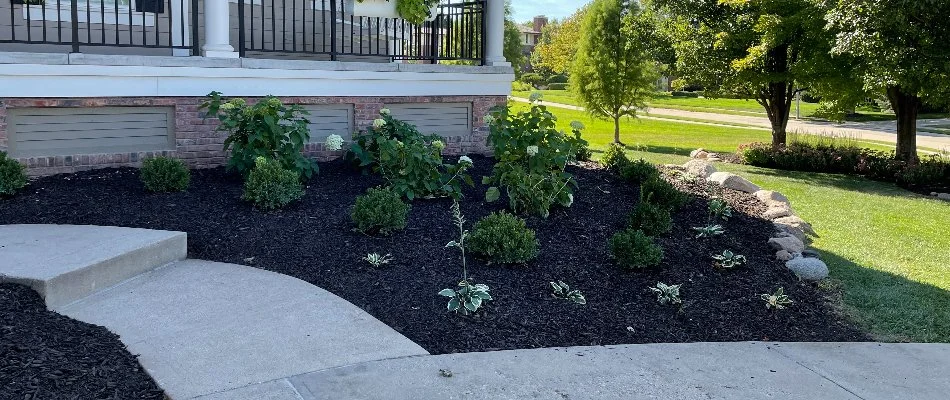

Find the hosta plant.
xmin=708 ymin=198 xmax=733 ymax=221
xmin=350 ymin=110 xmax=473 ymax=200
xmin=483 ymin=98 xmax=587 ymax=217
xmin=693 ymin=224 xmax=725 ymax=238
xmin=712 ymin=250 xmax=747 ymax=269
xmin=761 ymin=287 xmax=793 ymax=310
xmin=200 ymin=92 xmax=318 ymax=179
xmin=362 ymin=253 xmax=393 ymax=268
xmin=649 ymin=282 xmax=682 ymax=306
xmin=550 ymin=281 xmax=586 ymax=305
xmin=438 ymin=200 xmax=492 ymax=315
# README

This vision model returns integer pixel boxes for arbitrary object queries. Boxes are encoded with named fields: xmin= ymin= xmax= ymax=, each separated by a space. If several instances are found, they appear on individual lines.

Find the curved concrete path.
xmin=0 ymin=225 xmax=427 ymax=399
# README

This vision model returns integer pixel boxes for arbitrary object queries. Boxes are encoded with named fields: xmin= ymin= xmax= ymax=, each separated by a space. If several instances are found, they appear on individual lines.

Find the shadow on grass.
xmin=735 ymin=166 xmax=932 ymax=200
xmin=817 ymin=248 xmax=950 ymax=343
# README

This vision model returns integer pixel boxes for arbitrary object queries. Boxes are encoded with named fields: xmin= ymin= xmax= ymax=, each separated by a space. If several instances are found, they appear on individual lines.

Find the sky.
xmin=510 ymin=0 xmax=588 ymax=24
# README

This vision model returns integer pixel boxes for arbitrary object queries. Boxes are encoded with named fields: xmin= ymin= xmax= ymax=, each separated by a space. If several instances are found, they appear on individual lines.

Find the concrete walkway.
xmin=511 ymin=97 xmax=950 ymax=152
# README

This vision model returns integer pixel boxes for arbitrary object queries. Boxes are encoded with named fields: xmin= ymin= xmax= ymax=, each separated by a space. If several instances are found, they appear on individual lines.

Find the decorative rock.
xmin=683 ymin=159 xmax=717 ymax=178
xmin=774 ymin=216 xmax=817 ymax=236
xmin=937 ymin=193 xmax=950 ymax=201
xmin=775 ymin=250 xmax=794 ymax=261
xmin=768 ymin=235 xmax=805 ymax=254
xmin=690 ymin=148 xmax=709 ymax=159
xmin=802 ymin=249 xmax=821 ymax=259
xmin=762 ymin=204 xmax=793 ymax=220
xmin=786 ymin=256 xmax=829 ymax=281
xmin=707 ymin=172 xmax=761 ymax=193
xmin=775 ymin=225 xmax=809 ymax=244
xmin=754 ymin=190 xmax=790 ymax=208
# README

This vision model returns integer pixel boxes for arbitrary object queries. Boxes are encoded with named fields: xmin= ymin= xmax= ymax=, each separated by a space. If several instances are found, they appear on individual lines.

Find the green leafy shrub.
xmin=140 ymin=157 xmax=190 ymax=193
xmin=350 ymin=187 xmax=411 ymax=235
xmin=468 ymin=212 xmax=539 ymax=264
xmin=628 ymin=200 xmax=672 ymax=236
xmin=609 ymin=229 xmax=663 ymax=270
xmin=351 ymin=111 xmax=472 ymax=200
xmin=737 ymin=142 xmax=773 ymax=166
xmin=670 ymin=91 xmax=700 ymax=98
xmin=574 ymin=140 xmax=593 ymax=162
xmin=512 ymin=80 xmax=533 ymax=92
xmin=200 ymin=92 xmax=318 ymax=179
xmin=0 ymin=151 xmax=27 ymax=198
xmin=620 ymin=158 xmax=659 ymax=182
xmin=242 ymin=157 xmax=305 ymax=210
xmin=898 ymin=155 xmax=949 ymax=187
xmin=546 ymin=74 xmax=569 ymax=84
xmin=640 ymin=177 xmax=689 ymax=211
xmin=483 ymin=100 xmax=587 ymax=217
xmin=547 ymin=83 xmax=569 ymax=90
xmin=520 ymin=72 xmax=544 ymax=87
xmin=600 ymin=142 xmax=629 ymax=171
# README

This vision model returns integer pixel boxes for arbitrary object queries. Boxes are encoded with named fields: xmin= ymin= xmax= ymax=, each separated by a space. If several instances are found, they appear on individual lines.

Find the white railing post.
xmin=484 ymin=0 xmax=509 ymax=66
xmin=202 ymin=0 xmax=238 ymax=58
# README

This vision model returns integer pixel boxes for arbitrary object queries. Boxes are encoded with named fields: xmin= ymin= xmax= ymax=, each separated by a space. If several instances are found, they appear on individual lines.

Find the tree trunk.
xmin=758 ymin=44 xmax=794 ymax=147
xmin=614 ymin=116 xmax=621 ymax=144
xmin=886 ymin=85 xmax=920 ymax=162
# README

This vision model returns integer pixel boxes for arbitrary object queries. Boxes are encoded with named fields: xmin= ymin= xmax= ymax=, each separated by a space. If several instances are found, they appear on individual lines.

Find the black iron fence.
xmin=236 ymin=0 xmax=486 ymax=64
xmin=1 ymin=0 xmax=198 ymax=53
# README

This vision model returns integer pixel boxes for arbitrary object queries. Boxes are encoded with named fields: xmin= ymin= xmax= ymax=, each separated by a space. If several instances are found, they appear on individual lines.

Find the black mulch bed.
xmin=0 ymin=156 xmax=867 ymax=355
xmin=0 ymin=283 xmax=164 ymax=399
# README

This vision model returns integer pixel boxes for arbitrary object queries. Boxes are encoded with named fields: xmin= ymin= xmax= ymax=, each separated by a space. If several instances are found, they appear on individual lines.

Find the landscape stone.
xmin=683 ymin=159 xmax=717 ymax=178
xmin=774 ymin=216 xmax=817 ymax=236
xmin=754 ymin=190 xmax=790 ymax=207
xmin=775 ymin=225 xmax=809 ymax=244
xmin=762 ymin=204 xmax=794 ymax=220
xmin=769 ymin=236 xmax=805 ymax=254
xmin=802 ymin=249 xmax=821 ymax=259
xmin=775 ymin=250 xmax=794 ymax=261
xmin=786 ymin=256 xmax=829 ymax=281
xmin=937 ymin=193 xmax=950 ymax=201
xmin=707 ymin=172 xmax=761 ymax=193
xmin=690 ymin=148 xmax=709 ymax=159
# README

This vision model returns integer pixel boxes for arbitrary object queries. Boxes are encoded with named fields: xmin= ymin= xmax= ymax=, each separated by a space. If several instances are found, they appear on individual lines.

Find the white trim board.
xmin=0 ymin=63 xmax=514 ymax=98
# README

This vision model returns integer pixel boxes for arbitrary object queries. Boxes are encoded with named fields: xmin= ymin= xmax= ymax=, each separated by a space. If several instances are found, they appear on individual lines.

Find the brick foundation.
xmin=0 ymin=95 xmax=507 ymax=176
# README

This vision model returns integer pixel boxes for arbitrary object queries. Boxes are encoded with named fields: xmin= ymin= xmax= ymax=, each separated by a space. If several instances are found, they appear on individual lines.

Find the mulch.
xmin=0 ymin=155 xmax=867 ymax=356
xmin=0 ymin=283 xmax=165 ymax=399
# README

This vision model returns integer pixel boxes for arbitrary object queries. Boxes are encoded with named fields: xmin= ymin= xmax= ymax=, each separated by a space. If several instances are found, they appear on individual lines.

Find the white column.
xmin=171 ymin=0 xmax=191 ymax=56
xmin=201 ymin=0 xmax=238 ymax=58
xmin=484 ymin=0 xmax=510 ymax=66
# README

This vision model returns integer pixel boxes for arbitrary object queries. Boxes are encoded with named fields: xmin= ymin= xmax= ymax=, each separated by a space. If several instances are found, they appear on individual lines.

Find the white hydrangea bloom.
xmin=380 ymin=108 xmax=391 ymax=116
xmin=565 ymin=193 xmax=574 ymax=207
xmin=529 ymin=92 xmax=544 ymax=102
xmin=526 ymin=145 xmax=539 ymax=156
xmin=484 ymin=115 xmax=496 ymax=125
xmin=373 ymin=118 xmax=386 ymax=129
xmin=459 ymin=155 xmax=473 ymax=165
xmin=324 ymin=134 xmax=344 ymax=151
xmin=432 ymin=140 xmax=446 ymax=151
xmin=570 ymin=120 xmax=585 ymax=130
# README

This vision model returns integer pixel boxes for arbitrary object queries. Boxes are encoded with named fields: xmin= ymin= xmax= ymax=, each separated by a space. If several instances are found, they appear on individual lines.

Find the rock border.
xmin=684 ymin=152 xmax=828 ymax=281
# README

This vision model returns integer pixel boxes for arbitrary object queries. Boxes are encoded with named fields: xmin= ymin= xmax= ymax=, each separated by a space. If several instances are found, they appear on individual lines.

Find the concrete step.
xmin=60 ymin=259 xmax=428 ymax=399
xmin=0 ymin=224 xmax=187 ymax=310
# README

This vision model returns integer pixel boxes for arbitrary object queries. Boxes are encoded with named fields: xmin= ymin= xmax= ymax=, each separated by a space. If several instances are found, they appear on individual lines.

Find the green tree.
xmin=654 ymin=0 xmax=837 ymax=146
xmin=571 ymin=0 xmax=658 ymax=143
xmin=504 ymin=18 xmax=527 ymax=75
xmin=439 ymin=1 xmax=524 ymax=75
xmin=823 ymin=0 xmax=950 ymax=161
xmin=531 ymin=7 xmax=587 ymax=76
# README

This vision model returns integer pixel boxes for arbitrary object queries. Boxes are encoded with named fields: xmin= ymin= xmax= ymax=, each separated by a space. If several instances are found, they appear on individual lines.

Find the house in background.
xmin=0 ymin=0 xmax=514 ymax=176
xmin=518 ymin=15 xmax=545 ymax=72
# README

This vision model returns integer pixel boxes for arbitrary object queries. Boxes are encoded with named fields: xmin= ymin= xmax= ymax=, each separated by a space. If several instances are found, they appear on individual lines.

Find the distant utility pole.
xmin=795 ymin=91 xmax=801 ymax=119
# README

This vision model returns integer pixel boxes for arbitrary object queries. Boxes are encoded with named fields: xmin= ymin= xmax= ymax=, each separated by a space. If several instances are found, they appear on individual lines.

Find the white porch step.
xmin=0 ymin=224 xmax=187 ymax=310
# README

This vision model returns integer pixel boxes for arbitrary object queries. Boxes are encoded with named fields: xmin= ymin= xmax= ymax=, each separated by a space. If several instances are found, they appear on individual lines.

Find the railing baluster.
xmin=70 ymin=0 xmax=79 ymax=51
xmin=191 ymin=0 xmax=199 ymax=54
xmin=238 ymin=0 xmax=246 ymax=56
xmin=329 ymin=0 xmax=336 ymax=60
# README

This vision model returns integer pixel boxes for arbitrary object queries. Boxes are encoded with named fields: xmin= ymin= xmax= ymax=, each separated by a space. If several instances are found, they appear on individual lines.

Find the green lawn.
xmin=512 ymin=90 xmax=948 ymax=122
xmin=531 ymin=102 xmax=950 ymax=343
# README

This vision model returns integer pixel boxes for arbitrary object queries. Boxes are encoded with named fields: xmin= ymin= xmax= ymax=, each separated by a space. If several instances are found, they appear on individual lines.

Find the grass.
xmin=528 ymin=101 xmax=950 ymax=343
xmin=512 ymin=90 xmax=948 ymax=122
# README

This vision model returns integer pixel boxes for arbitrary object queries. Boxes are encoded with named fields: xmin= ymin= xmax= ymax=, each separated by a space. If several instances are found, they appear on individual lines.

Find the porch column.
xmin=484 ymin=0 xmax=510 ymax=66
xmin=202 ymin=0 xmax=238 ymax=58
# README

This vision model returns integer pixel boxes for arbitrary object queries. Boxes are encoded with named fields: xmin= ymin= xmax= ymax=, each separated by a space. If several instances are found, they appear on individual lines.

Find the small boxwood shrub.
xmin=600 ymin=142 xmax=629 ymax=171
xmin=546 ymin=74 xmax=569 ymax=84
xmin=468 ymin=212 xmax=539 ymax=264
xmin=640 ymin=177 xmax=689 ymax=211
xmin=242 ymin=157 xmax=304 ymax=210
xmin=520 ymin=72 xmax=543 ymax=87
xmin=547 ymin=83 xmax=569 ymax=90
xmin=0 ymin=151 xmax=27 ymax=198
xmin=670 ymin=91 xmax=700 ymax=98
xmin=609 ymin=229 xmax=663 ymax=270
xmin=351 ymin=187 xmax=410 ymax=235
xmin=140 ymin=157 xmax=190 ymax=193
xmin=620 ymin=158 xmax=659 ymax=182
xmin=512 ymin=80 xmax=533 ymax=92
xmin=628 ymin=200 xmax=672 ymax=237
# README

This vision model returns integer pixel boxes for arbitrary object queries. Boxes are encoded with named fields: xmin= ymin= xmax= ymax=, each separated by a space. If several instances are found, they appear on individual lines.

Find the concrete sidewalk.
xmin=278 ymin=342 xmax=949 ymax=400
xmin=510 ymin=96 xmax=950 ymax=152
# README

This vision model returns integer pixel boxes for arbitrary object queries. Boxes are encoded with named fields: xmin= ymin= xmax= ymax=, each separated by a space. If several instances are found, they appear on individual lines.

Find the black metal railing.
xmin=236 ymin=0 xmax=485 ymax=64
xmin=1 ymin=0 xmax=198 ymax=53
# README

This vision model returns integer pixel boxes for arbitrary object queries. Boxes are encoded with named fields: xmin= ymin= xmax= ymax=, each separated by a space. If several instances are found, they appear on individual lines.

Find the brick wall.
xmin=0 ymin=95 xmax=507 ymax=176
